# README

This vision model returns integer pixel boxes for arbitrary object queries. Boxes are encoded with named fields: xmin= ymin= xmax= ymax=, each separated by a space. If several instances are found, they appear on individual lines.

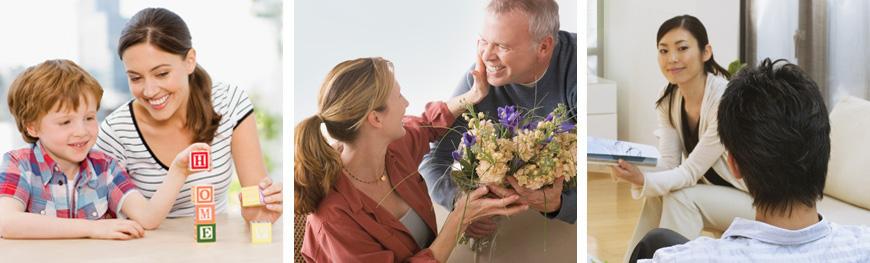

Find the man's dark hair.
xmin=718 ymin=58 xmax=830 ymax=216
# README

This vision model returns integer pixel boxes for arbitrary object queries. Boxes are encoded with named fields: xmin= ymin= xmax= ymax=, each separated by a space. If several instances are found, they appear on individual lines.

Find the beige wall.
xmin=602 ymin=0 xmax=740 ymax=144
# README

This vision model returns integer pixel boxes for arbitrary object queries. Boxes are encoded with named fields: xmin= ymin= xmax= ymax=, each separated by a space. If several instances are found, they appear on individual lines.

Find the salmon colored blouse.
xmin=302 ymin=102 xmax=455 ymax=263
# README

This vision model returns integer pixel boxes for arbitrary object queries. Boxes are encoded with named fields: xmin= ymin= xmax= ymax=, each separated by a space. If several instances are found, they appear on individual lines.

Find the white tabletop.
xmin=0 ymin=209 xmax=282 ymax=263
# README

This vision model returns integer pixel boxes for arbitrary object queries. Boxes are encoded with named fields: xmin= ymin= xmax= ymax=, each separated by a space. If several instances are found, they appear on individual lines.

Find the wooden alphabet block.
xmin=250 ymin=222 xmax=272 ymax=244
xmin=192 ymin=185 xmax=214 ymax=205
xmin=240 ymin=186 xmax=264 ymax=207
xmin=189 ymin=151 xmax=210 ymax=171
xmin=195 ymin=204 xmax=216 ymax=224
xmin=196 ymin=224 xmax=216 ymax=243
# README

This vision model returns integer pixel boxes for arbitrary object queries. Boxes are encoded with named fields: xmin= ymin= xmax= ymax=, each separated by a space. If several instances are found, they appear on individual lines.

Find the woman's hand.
xmin=241 ymin=177 xmax=282 ymax=223
xmin=447 ymin=54 xmax=491 ymax=115
xmin=429 ymin=186 xmax=524 ymax=262
xmin=170 ymin=143 xmax=212 ymax=177
xmin=452 ymin=186 xmax=527 ymax=232
xmin=464 ymin=53 xmax=490 ymax=105
xmin=610 ymin=159 xmax=645 ymax=186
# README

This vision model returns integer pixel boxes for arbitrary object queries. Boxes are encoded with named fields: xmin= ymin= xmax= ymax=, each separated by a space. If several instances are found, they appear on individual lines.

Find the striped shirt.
xmin=96 ymin=84 xmax=254 ymax=217
xmin=642 ymin=216 xmax=870 ymax=262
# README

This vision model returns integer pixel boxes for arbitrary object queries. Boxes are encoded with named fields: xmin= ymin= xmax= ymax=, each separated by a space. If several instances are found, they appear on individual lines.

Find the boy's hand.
xmin=171 ymin=143 xmax=212 ymax=176
xmin=89 ymin=219 xmax=145 ymax=240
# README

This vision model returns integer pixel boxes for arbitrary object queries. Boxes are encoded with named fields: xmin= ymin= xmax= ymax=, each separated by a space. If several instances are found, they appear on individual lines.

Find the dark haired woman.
xmin=610 ymin=15 xmax=754 ymax=261
xmin=96 ymin=7 xmax=281 ymax=222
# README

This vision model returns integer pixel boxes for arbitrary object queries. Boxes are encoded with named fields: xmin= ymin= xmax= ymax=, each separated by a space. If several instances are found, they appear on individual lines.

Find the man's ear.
xmin=727 ymin=153 xmax=742 ymax=180
xmin=537 ymin=35 xmax=555 ymax=59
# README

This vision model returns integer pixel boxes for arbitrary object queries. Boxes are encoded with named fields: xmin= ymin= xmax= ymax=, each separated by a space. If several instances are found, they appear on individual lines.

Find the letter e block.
xmin=196 ymin=224 xmax=216 ymax=243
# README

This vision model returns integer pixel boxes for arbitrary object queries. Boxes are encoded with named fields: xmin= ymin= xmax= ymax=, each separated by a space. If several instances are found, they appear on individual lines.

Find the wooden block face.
xmin=250 ymin=222 xmax=272 ymax=244
xmin=196 ymin=224 xmax=216 ymax=243
xmin=192 ymin=185 xmax=214 ymax=205
xmin=189 ymin=151 xmax=210 ymax=171
xmin=240 ymin=186 xmax=264 ymax=207
xmin=195 ymin=204 xmax=216 ymax=224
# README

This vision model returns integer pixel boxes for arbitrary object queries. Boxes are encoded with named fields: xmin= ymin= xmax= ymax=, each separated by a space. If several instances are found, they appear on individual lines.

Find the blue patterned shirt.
xmin=642 ymin=216 xmax=870 ymax=262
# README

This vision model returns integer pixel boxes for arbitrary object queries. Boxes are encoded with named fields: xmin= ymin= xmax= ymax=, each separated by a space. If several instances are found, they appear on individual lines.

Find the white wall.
xmin=602 ymin=0 xmax=739 ymax=144
xmin=294 ymin=0 xmax=578 ymax=122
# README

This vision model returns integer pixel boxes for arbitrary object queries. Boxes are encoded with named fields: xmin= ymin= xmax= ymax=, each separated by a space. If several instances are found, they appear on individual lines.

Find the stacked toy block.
xmin=190 ymin=151 xmax=215 ymax=243
xmin=241 ymin=185 xmax=272 ymax=244
xmin=193 ymin=185 xmax=216 ymax=243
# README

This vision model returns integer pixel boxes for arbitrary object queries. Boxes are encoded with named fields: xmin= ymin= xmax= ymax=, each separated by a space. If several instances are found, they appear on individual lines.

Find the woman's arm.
xmin=306 ymin=187 xmax=524 ymax=263
xmin=616 ymin=99 xmax=728 ymax=199
xmin=231 ymin=116 xmax=282 ymax=223
xmin=121 ymin=143 xmax=211 ymax=229
xmin=0 ymin=198 xmax=144 ymax=240
xmin=400 ymin=55 xmax=489 ymax=164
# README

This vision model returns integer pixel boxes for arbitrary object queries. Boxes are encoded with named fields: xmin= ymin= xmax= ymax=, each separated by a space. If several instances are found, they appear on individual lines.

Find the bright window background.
xmin=294 ymin=0 xmax=578 ymax=121
xmin=0 ymin=0 xmax=282 ymax=177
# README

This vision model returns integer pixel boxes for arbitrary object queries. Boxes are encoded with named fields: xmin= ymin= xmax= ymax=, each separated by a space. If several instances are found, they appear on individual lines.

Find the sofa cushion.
xmin=818 ymin=195 xmax=870 ymax=226
xmin=825 ymin=96 xmax=870 ymax=210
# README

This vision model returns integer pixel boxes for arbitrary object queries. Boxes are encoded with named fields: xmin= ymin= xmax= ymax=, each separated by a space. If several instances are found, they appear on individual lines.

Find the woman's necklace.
xmin=344 ymin=167 xmax=388 ymax=184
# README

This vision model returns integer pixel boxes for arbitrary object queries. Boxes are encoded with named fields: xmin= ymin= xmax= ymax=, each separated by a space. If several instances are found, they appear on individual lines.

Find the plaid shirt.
xmin=0 ymin=142 xmax=135 ymax=219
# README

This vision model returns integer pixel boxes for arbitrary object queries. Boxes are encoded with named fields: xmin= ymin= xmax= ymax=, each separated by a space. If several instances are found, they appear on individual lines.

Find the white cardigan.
xmin=632 ymin=73 xmax=748 ymax=199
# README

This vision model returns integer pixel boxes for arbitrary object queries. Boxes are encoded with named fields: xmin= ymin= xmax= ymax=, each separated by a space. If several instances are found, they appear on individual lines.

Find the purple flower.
xmin=557 ymin=122 xmax=576 ymax=133
xmin=544 ymin=113 xmax=554 ymax=122
xmin=452 ymin=150 xmax=463 ymax=161
xmin=522 ymin=120 xmax=539 ymax=131
xmin=497 ymin=106 xmax=520 ymax=131
xmin=544 ymin=135 xmax=554 ymax=144
xmin=461 ymin=132 xmax=477 ymax=147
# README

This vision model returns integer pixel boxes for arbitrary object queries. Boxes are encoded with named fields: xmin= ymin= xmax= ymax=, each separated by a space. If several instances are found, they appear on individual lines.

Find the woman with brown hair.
xmin=96 ymin=7 xmax=281 ymax=222
xmin=296 ymin=57 xmax=527 ymax=262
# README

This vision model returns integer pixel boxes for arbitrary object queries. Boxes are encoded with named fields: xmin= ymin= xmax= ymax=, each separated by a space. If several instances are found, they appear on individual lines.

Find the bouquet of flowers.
xmin=451 ymin=103 xmax=576 ymax=192
xmin=510 ymin=104 xmax=577 ymax=190
xmin=449 ymin=103 xmax=577 ymax=251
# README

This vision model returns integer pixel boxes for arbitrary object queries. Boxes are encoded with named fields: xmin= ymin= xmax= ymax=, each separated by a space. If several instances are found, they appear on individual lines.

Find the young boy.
xmin=0 ymin=59 xmax=208 ymax=240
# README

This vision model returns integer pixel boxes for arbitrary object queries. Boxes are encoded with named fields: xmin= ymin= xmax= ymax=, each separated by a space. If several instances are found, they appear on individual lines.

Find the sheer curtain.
xmin=828 ymin=0 xmax=870 ymax=101
xmin=748 ymin=0 xmax=799 ymax=64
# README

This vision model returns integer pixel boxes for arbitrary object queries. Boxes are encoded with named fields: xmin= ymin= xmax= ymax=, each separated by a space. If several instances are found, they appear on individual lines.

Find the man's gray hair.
xmin=487 ymin=0 xmax=560 ymax=42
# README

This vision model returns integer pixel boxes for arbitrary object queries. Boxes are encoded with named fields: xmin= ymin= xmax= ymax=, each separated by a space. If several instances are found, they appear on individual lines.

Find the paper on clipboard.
xmin=587 ymin=136 xmax=659 ymax=167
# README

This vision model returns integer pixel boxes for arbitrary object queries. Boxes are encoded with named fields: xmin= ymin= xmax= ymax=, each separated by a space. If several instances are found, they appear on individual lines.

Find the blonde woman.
xmin=296 ymin=57 xmax=527 ymax=262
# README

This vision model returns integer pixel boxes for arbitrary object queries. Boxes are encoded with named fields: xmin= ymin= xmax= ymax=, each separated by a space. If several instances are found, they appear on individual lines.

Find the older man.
xmin=420 ymin=0 xmax=577 ymax=239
